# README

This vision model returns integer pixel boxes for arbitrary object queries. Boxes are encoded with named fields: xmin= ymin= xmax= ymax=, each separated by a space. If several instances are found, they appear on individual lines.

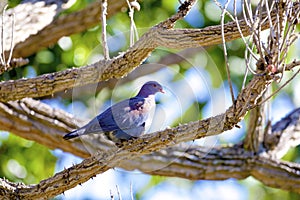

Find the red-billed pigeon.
xmin=63 ymin=81 xmax=164 ymax=141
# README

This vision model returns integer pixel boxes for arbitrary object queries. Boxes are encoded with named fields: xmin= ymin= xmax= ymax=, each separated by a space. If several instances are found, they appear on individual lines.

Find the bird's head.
xmin=137 ymin=81 xmax=164 ymax=97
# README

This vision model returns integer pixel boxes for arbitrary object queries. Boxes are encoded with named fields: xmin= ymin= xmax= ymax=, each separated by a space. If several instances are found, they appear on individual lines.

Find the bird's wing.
xmin=80 ymin=117 xmax=105 ymax=134
xmin=98 ymin=97 xmax=153 ymax=131
xmin=80 ymin=96 xmax=154 ymax=136
xmin=112 ymin=122 xmax=146 ymax=139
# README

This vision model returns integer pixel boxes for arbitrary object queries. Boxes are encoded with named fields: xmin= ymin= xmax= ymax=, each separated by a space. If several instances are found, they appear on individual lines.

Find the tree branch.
xmin=120 ymin=145 xmax=252 ymax=180
xmin=0 ymin=98 xmax=90 ymax=158
xmin=0 ymin=146 xmax=252 ymax=199
xmin=264 ymin=107 xmax=300 ymax=158
xmin=0 ymin=57 xmax=29 ymax=75
xmin=0 ymin=0 xmax=199 ymax=102
xmin=53 ymin=47 xmax=204 ymax=100
xmin=1 ymin=134 xmax=300 ymax=199
xmin=3 ymin=0 xmax=70 ymax=52
xmin=252 ymin=156 xmax=300 ymax=193
xmin=6 ymin=99 xmax=300 ymax=176
xmin=243 ymin=104 xmax=264 ymax=152
xmin=0 ymin=2 xmax=288 ymax=102
xmin=4 ymin=0 xmax=126 ymax=58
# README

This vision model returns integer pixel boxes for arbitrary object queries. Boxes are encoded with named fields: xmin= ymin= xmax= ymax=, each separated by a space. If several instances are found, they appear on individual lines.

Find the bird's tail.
xmin=63 ymin=129 xmax=81 ymax=140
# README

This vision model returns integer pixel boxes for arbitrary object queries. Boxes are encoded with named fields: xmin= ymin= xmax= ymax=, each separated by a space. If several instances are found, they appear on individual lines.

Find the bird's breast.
xmin=123 ymin=96 xmax=155 ymax=127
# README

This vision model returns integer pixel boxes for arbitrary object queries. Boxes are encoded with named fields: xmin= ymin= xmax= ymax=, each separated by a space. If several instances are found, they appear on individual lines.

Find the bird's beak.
xmin=160 ymin=88 xmax=165 ymax=93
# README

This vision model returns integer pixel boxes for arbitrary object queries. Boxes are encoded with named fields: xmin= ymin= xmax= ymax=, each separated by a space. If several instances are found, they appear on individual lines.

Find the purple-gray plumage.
xmin=63 ymin=81 xmax=164 ymax=141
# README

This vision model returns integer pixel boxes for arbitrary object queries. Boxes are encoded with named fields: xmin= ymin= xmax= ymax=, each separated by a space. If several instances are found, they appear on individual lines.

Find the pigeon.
xmin=63 ymin=81 xmax=164 ymax=142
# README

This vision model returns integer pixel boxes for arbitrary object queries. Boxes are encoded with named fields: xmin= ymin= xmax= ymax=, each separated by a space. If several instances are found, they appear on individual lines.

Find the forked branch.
xmin=0 ymin=0 xmax=296 ymax=102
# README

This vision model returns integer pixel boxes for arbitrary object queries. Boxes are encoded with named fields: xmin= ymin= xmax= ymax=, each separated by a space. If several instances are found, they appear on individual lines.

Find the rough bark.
xmin=244 ymin=105 xmax=264 ymax=152
xmin=4 ymin=0 xmax=126 ymax=58
xmin=3 ymin=0 xmax=68 ymax=50
xmin=1 ymin=120 xmax=300 ymax=199
xmin=264 ymin=108 xmax=300 ymax=158
xmin=0 ymin=1 xmax=292 ymax=102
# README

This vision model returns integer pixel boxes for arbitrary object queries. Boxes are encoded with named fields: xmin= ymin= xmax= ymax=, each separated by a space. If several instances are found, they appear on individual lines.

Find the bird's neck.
xmin=136 ymin=91 xmax=155 ymax=98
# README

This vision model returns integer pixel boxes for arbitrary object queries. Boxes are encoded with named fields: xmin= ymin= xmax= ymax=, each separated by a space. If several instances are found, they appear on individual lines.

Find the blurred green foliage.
xmin=7 ymin=0 xmax=20 ymax=8
xmin=0 ymin=133 xmax=56 ymax=184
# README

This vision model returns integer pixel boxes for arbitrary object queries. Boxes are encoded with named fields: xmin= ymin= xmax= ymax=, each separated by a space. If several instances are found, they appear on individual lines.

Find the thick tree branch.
xmin=3 ymin=0 xmax=72 ymax=51
xmin=122 ymin=147 xmax=300 ymax=193
xmin=0 ymin=97 xmax=254 ymax=179
xmin=0 ymin=0 xmax=292 ymax=102
xmin=0 ymin=0 xmax=197 ymax=102
xmin=0 ymin=146 xmax=252 ymax=199
xmin=252 ymin=156 xmax=300 ymax=193
xmin=9 ymin=0 xmax=127 ymax=58
xmin=53 ymin=47 xmax=204 ymax=100
xmin=243 ymin=104 xmax=264 ymax=152
xmin=1 ymin=130 xmax=300 ymax=199
xmin=264 ymin=107 xmax=300 ymax=158
xmin=0 ymin=0 xmax=126 ymax=75
xmin=0 ymin=98 xmax=90 ymax=158
xmin=3 ymin=84 xmax=300 ymax=173
xmin=121 ymin=145 xmax=252 ymax=180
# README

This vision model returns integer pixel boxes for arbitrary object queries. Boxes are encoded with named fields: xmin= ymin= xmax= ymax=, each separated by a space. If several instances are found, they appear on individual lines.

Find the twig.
xmin=264 ymin=0 xmax=274 ymax=37
xmin=101 ymin=0 xmax=109 ymax=60
xmin=285 ymin=59 xmax=300 ymax=71
xmin=6 ymin=12 xmax=14 ymax=67
xmin=274 ymin=2 xmax=284 ymax=82
xmin=0 ymin=4 xmax=16 ymax=71
xmin=116 ymin=185 xmax=122 ymax=200
xmin=242 ymin=62 xmax=249 ymax=90
xmin=244 ymin=38 xmax=258 ymax=75
xmin=0 ymin=5 xmax=7 ymax=67
xmin=126 ymin=0 xmax=140 ymax=47
xmin=277 ymin=3 xmax=300 ymax=82
xmin=258 ymin=67 xmax=300 ymax=106
xmin=234 ymin=0 xmax=259 ymax=62
xmin=252 ymin=1 xmax=265 ymax=61
xmin=130 ymin=182 xmax=134 ymax=200
xmin=110 ymin=189 xmax=114 ymax=200
xmin=244 ymin=0 xmax=253 ymax=24
xmin=0 ymin=57 xmax=29 ymax=75
xmin=220 ymin=0 xmax=235 ymax=107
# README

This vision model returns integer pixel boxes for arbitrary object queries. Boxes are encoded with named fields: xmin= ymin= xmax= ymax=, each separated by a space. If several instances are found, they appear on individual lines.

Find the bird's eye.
xmin=153 ymin=84 xmax=157 ymax=87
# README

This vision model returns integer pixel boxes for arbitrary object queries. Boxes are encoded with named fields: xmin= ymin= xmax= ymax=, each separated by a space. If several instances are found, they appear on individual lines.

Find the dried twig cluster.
xmin=219 ymin=0 xmax=300 ymax=97
xmin=0 ymin=4 xmax=28 ymax=75
xmin=0 ymin=5 xmax=14 ymax=71
xmin=218 ymin=0 xmax=300 ymax=154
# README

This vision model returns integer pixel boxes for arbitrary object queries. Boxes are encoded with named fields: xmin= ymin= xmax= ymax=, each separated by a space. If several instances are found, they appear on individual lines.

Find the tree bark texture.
xmin=0 ymin=0 xmax=291 ymax=102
